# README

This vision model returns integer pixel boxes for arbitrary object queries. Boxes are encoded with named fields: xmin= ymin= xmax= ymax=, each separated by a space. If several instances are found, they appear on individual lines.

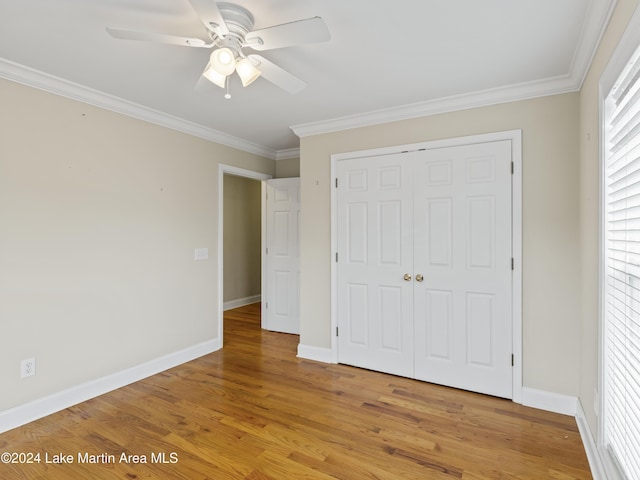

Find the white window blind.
xmin=604 ymin=42 xmax=640 ymax=480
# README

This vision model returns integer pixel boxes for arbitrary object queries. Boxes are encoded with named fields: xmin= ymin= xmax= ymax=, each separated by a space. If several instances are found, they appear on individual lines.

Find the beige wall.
xmin=275 ymin=157 xmax=300 ymax=178
xmin=299 ymin=93 xmax=582 ymax=397
xmin=578 ymin=0 xmax=640 ymax=436
xmin=0 ymin=78 xmax=274 ymax=411
xmin=223 ymin=175 xmax=262 ymax=303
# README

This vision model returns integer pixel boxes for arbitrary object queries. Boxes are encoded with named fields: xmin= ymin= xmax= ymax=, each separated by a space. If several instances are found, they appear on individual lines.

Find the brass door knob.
xmin=403 ymin=273 xmax=412 ymax=281
xmin=416 ymin=274 xmax=424 ymax=282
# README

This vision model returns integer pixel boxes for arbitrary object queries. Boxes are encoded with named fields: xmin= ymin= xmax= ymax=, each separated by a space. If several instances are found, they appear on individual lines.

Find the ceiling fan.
xmin=106 ymin=0 xmax=330 ymax=97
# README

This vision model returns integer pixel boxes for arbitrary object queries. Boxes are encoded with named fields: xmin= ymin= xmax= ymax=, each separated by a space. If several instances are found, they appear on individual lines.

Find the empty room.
xmin=1 ymin=1 xmax=640 ymax=479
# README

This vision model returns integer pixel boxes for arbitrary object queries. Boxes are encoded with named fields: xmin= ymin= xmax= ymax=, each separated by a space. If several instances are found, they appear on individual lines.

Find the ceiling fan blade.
xmin=248 ymin=55 xmax=306 ymax=94
xmin=245 ymin=17 xmax=330 ymax=51
xmin=187 ymin=0 xmax=229 ymax=36
xmin=106 ymin=27 xmax=212 ymax=47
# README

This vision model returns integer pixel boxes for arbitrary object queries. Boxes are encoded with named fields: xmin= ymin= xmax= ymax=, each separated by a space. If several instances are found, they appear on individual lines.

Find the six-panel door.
xmin=412 ymin=141 xmax=512 ymax=398
xmin=265 ymin=178 xmax=300 ymax=334
xmin=336 ymin=153 xmax=415 ymax=377
xmin=337 ymin=140 xmax=513 ymax=399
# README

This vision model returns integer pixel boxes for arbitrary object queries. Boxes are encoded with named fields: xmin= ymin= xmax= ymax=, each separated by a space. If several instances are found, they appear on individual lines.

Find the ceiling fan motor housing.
xmin=214 ymin=2 xmax=255 ymax=54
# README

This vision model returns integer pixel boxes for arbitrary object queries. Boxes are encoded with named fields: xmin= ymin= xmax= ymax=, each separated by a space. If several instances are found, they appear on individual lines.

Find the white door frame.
xmin=330 ymin=130 xmax=523 ymax=403
xmin=217 ymin=164 xmax=272 ymax=346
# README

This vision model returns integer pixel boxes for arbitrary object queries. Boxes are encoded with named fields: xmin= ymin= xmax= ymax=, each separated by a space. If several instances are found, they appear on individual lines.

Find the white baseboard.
xmin=576 ymin=401 xmax=606 ymax=480
xmin=521 ymin=387 xmax=578 ymax=416
xmin=223 ymin=295 xmax=261 ymax=311
xmin=0 ymin=339 xmax=221 ymax=434
xmin=297 ymin=344 xmax=334 ymax=363
xmin=507 ymin=388 xmax=605 ymax=479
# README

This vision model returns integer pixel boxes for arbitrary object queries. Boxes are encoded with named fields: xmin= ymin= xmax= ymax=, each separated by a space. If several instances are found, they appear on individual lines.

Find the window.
xmin=602 ymin=39 xmax=640 ymax=480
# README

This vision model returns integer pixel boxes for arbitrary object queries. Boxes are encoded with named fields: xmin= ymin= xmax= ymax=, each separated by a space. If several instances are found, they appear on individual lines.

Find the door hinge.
xmin=336 ymin=252 xmax=338 ymax=262
xmin=511 ymin=354 xmax=514 ymax=366
xmin=511 ymin=161 xmax=514 ymax=174
xmin=335 ymin=178 xmax=338 ymax=188
xmin=336 ymin=327 xmax=339 ymax=337
xmin=265 ymin=302 xmax=268 ymax=309
xmin=511 ymin=258 xmax=514 ymax=270
xmin=266 ymin=247 xmax=269 ymax=255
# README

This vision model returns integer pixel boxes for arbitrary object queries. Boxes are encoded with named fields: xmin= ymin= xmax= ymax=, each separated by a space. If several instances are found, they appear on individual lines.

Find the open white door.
xmin=264 ymin=178 xmax=300 ymax=334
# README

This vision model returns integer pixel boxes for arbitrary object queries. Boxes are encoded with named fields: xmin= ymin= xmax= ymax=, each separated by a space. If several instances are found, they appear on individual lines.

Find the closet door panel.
xmin=413 ymin=141 xmax=513 ymax=399
xmin=337 ymin=153 xmax=415 ymax=377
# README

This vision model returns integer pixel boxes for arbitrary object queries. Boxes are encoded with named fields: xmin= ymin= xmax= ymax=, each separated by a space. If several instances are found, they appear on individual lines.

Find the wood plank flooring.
xmin=0 ymin=303 xmax=592 ymax=479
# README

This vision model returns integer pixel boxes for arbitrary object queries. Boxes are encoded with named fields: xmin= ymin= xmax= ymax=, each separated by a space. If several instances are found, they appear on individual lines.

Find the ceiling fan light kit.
xmin=106 ymin=1 xmax=330 ymax=97
xmin=202 ymin=62 xmax=227 ymax=88
xmin=210 ymin=47 xmax=236 ymax=75
xmin=236 ymin=57 xmax=261 ymax=87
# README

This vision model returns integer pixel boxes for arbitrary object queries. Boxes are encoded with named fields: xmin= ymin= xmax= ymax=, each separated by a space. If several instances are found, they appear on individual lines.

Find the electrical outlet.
xmin=21 ymin=358 xmax=36 ymax=378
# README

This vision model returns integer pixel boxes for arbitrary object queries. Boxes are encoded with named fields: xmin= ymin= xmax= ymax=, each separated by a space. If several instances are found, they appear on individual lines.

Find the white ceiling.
xmin=0 ymin=0 xmax=615 ymax=159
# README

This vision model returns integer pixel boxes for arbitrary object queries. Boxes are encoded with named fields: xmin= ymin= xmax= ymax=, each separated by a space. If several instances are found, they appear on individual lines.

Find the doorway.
xmin=217 ymin=164 xmax=271 ymax=345
xmin=223 ymin=174 xmax=262 ymax=311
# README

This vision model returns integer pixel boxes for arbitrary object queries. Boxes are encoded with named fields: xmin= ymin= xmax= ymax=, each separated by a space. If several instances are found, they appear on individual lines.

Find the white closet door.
xmin=336 ymin=139 xmax=514 ymax=399
xmin=336 ymin=153 xmax=415 ymax=377
xmin=413 ymin=141 xmax=513 ymax=398
xmin=264 ymin=178 xmax=300 ymax=334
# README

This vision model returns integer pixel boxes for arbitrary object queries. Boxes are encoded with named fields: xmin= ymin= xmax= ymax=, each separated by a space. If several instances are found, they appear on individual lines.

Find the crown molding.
xmin=2 ymin=0 xmax=615 ymax=155
xmin=571 ymin=0 xmax=618 ymax=89
xmin=290 ymin=75 xmax=579 ymax=138
xmin=275 ymin=148 xmax=300 ymax=160
xmin=0 ymin=58 xmax=278 ymax=160
xmin=291 ymin=0 xmax=617 ymax=139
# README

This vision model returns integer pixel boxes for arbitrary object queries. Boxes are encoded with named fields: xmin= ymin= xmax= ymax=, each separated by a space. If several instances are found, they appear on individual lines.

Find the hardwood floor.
xmin=0 ymin=303 xmax=592 ymax=479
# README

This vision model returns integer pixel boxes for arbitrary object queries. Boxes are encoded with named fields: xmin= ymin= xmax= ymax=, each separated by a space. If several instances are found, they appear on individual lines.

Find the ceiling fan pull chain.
xmin=225 ymin=77 xmax=231 ymax=100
